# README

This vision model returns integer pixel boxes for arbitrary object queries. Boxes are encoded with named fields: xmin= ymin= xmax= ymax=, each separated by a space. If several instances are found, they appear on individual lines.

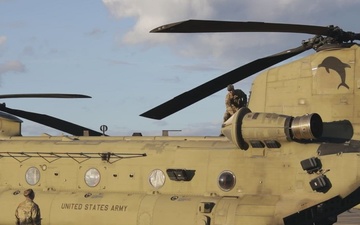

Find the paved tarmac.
xmin=337 ymin=209 xmax=360 ymax=224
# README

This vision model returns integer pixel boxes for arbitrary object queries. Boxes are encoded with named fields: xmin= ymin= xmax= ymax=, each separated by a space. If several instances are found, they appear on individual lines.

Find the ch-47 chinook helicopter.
xmin=0 ymin=20 xmax=360 ymax=225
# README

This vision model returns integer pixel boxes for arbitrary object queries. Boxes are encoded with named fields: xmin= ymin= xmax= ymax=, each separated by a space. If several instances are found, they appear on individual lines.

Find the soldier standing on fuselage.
xmin=223 ymin=84 xmax=247 ymax=122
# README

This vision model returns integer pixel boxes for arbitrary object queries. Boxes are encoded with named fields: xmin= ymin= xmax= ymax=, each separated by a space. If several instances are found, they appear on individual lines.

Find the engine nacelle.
xmin=221 ymin=108 xmax=323 ymax=150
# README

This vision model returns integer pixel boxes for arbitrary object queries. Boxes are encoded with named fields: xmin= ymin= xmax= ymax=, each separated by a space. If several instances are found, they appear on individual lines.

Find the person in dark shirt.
xmin=223 ymin=84 xmax=247 ymax=122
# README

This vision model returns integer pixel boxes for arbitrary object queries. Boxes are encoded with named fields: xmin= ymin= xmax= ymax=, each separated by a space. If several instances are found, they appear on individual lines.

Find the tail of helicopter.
xmin=249 ymin=44 xmax=360 ymax=140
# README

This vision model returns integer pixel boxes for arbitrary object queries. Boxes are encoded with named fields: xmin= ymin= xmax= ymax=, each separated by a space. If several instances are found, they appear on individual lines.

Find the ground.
xmin=337 ymin=209 xmax=360 ymax=225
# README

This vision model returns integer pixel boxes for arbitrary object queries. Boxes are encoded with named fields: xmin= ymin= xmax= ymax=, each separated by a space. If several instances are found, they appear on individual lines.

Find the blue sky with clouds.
xmin=1 ymin=0 xmax=360 ymax=136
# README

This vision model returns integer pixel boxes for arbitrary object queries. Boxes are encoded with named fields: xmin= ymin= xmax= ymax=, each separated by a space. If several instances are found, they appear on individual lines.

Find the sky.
xmin=0 ymin=0 xmax=360 ymax=136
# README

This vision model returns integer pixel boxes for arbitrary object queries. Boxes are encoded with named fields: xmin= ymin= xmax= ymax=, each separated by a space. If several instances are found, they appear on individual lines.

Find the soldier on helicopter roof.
xmin=223 ymin=84 xmax=247 ymax=123
xmin=15 ymin=189 xmax=41 ymax=225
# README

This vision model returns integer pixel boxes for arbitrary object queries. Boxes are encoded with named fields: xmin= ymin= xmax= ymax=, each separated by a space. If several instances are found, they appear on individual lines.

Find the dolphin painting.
xmin=318 ymin=56 xmax=351 ymax=89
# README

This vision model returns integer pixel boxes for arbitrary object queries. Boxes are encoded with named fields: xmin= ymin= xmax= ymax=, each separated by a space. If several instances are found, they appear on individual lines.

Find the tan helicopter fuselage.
xmin=0 ymin=45 xmax=360 ymax=225
xmin=0 ymin=132 xmax=359 ymax=225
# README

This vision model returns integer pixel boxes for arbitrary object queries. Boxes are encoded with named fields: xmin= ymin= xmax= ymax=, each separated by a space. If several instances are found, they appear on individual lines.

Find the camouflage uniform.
xmin=15 ymin=189 xmax=41 ymax=225
xmin=223 ymin=85 xmax=247 ymax=122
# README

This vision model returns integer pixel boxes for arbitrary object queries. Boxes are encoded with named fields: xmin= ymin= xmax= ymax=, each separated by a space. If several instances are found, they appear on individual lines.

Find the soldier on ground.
xmin=223 ymin=84 xmax=247 ymax=122
xmin=15 ymin=189 xmax=41 ymax=225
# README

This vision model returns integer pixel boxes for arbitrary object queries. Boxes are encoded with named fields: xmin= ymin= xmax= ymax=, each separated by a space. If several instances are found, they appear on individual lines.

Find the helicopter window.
xmin=149 ymin=169 xmax=165 ymax=189
xmin=166 ymin=169 xmax=195 ymax=181
xmin=25 ymin=167 xmax=40 ymax=186
xmin=218 ymin=171 xmax=236 ymax=192
xmin=85 ymin=168 xmax=101 ymax=187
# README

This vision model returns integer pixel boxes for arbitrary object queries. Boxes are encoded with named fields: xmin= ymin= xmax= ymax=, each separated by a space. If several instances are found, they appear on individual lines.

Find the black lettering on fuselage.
xmin=61 ymin=203 xmax=83 ymax=210
xmin=111 ymin=205 xmax=127 ymax=211
xmin=84 ymin=203 xmax=109 ymax=211
xmin=61 ymin=203 xmax=127 ymax=212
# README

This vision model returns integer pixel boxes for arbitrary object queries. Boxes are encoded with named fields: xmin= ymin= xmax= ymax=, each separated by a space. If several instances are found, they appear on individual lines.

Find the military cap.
xmin=24 ymin=189 xmax=34 ymax=197
xmin=227 ymin=84 xmax=234 ymax=91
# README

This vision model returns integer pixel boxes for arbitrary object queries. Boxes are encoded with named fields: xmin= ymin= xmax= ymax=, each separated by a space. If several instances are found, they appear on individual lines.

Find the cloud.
xmin=0 ymin=61 xmax=26 ymax=75
xmin=22 ymin=46 xmax=34 ymax=56
xmin=101 ymin=0 xmax=360 ymax=68
xmin=85 ymin=28 xmax=106 ymax=38
xmin=0 ymin=36 xmax=7 ymax=46
xmin=102 ymin=0 xmax=214 ymax=44
xmin=104 ymin=58 xmax=133 ymax=66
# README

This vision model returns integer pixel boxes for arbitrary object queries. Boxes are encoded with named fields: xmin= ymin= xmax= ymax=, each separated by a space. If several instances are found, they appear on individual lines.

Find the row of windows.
xmin=25 ymin=167 xmax=237 ymax=192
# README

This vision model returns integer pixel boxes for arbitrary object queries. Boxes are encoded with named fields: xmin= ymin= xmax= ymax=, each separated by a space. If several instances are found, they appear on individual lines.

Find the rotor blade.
xmin=151 ymin=20 xmax=331 ymax=35
xmin=140 ymin=45 xmax=311 ymax=120
xmin=0 ymin=104 xmax=104 ymax=136
xmin=0 ymin=94 xmax=91 ymax=99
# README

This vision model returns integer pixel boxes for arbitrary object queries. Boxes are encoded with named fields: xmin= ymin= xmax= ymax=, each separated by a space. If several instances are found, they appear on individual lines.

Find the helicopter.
xmin=0 ymin=19 xmax=360 ymax=225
